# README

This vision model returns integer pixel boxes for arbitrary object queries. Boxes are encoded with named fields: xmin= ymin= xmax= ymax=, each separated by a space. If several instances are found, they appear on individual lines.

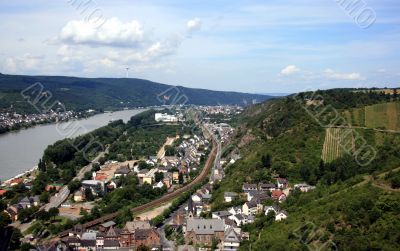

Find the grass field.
xmin=322 ymin=128 xmax=354 ymax=163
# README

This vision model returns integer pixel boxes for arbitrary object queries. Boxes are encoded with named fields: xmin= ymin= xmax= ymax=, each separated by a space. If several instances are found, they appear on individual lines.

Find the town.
xmin=0 ymin=110 xmax=90 ymax=134
xmin=0 ymin=106 xmax=316 ymax=250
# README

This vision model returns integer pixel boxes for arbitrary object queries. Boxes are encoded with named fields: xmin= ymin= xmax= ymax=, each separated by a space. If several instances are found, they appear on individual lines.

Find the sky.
xmin=0 ymin=0 xmax=399 ymax=93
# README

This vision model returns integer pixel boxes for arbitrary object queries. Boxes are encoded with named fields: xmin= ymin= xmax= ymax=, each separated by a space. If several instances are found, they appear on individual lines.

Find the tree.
xmin=9 ymin=228 xmax=22 ymax=250
xmin=92 ymin=163 xmax=101 ymax=172
xmin=178 ymin=172 xmax=184 ymax=184
xmin=0 ymin=199 xmax=7 ymax=211
xmin=138 ymin=161 xmax=150 ymax=170
xmin=261 ymin=154 xmax=272 ymax=168
xmin=38 ymin=158 xmax=46 ymax=172
xmin=21 ymin=243 xmax=36 ymax=251
xmin=99 ymin=157 xmax=106 ymax=165
xmin=48 ymin=207 xmax=59 ymax=220
xmin=36 ymin=210 xmax=50 ymax=222
xmin=165 ymin=145 xmax=176 ymax=156
xmin=68 ymin=180 xmax=81 ymax=193
xmin=39 ymin=192 xmax=50 ymax=203
xmin=18 ymin=207 xmax=38 ymax=223
xmin=155 ymin=172 xmax=164 ymax=183
xmin=137 ymin=244 xmax=150 ymax=251
xmin=0 ymin=212 xmax=11 ymax=228
xmin=85 ymin=188 xmax=94 ymax=201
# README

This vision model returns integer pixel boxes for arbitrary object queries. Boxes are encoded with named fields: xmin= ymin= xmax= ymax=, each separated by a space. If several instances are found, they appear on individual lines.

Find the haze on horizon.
xmin=0 ymin=0 xmax=399 ymax=93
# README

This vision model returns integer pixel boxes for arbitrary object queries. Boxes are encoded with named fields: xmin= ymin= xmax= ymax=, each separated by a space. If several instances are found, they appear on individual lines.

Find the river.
xmin=0 ymin=109 xmax=146 ymax=181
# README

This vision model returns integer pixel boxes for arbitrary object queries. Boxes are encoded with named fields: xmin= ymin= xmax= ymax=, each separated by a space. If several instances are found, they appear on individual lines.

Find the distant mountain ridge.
xmin=0 ymin=73 xmax=272 ymax=113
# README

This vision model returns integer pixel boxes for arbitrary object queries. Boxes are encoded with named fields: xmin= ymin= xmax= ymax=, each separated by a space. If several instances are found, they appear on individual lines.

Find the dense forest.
xmin=213 ymin=89 xmax=400 ymax=250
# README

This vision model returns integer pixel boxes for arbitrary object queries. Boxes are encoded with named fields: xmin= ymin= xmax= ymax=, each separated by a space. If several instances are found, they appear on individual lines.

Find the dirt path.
xmin=157 ymin=137 xmax=177 ymax=159
xmin=323 ymin=125 xmax=400 ymax=134
xmin=135 ymin=202 xmax=172 ymax=221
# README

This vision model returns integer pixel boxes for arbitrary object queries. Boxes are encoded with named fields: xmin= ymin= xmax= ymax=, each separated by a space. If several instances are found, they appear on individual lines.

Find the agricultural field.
xmin=343 ymin=107 xmax=365 ymax=126
xmin=322 ymin=128 xmax=354 ymax=163
xmin=342 ymin=102 xmax=400 ymax=131
xmin=365 ymin=102 xmax=400 ymax=131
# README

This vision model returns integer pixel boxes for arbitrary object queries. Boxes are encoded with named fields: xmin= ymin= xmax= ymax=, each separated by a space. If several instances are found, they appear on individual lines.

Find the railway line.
xmin=58 ymin=124 xmax=217 ymax=238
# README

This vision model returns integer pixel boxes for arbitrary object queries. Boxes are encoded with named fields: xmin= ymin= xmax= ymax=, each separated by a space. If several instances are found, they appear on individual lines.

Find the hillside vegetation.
xmin=342 ymin=101 xmax=400 ymax=131
xmin=213 ymin=89 xmax=400 ymax=250
xmin=0 ymin=73 xmax=271 ymax=114
xmin=321 ymin=128 xmax=354 ymax=163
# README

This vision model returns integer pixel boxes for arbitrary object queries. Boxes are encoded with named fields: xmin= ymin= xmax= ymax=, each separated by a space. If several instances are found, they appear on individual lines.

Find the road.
xmin=58 ymin=122 xmax=220 ymax=238
xmin=205 ymin=125 xmax=222 ymax=183
xmin=159 ymin=223 xmax=176 ymax=251
xmin=157 ymin=137 xmax=177 ymax=159
xmin=42 ymin=150 xmax=107 ymax=211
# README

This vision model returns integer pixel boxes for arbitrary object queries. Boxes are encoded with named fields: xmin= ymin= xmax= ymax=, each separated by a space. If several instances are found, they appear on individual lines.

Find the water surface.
xmin=0 ymin=109 xmax=146 ymax=181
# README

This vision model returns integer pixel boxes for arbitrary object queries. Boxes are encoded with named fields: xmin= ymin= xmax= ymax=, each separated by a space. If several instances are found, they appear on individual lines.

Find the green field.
xmin=364 ymin=102 xmax=400 ymax=130
xmin=321 ymin=128 xmax=354 ymax=163
xmin=343 ymin=102 xmax=400 ymax=131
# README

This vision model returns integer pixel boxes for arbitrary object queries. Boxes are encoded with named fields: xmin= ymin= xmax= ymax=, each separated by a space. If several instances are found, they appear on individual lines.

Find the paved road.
xmin=43 ymin=186 xmax=70 ymax=211
xmin=205 ymin=125 xmax=222 ymax=182
xmin=159 ymin=224 xmax=175 ymax=251
xmin=42 ymin=150 xmax=107 ymax=211
xmin=58 ymin=123 xmax=219 ymax=238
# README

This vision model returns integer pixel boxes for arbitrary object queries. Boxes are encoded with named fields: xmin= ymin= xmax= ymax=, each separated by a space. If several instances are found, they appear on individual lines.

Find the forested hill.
xmin=0 ymin=73 xmax=271 ymax=113
xmin=214 ymin=88 xmax=400 ymax=250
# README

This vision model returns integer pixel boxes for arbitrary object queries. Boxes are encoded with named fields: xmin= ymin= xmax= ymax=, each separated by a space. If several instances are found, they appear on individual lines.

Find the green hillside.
xmin=213 ymin=89 xmax=400 ymax=250
xmin=0 ymin=73 xmax=271 ymax=114
xmin=242 ymin=179 xmax=400 ymax=251
xmin=342 ymin=101 xmax=400 ymax=131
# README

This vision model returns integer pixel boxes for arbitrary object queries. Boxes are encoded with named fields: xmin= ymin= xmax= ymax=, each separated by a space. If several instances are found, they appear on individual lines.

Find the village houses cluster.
xmin=71 ymin=133 xmax=209 ymax=205
xmin=0 ymin=110 xmax=78 ymax=130
xmin=161 ymin=176 xmax=316 ymax=250
xmin=65 ymin=220 xmax=161 ymax=250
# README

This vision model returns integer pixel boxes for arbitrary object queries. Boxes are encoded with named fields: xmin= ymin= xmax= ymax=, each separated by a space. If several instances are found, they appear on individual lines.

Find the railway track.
xmin=58 ymin=124 xmax=217 ymax=238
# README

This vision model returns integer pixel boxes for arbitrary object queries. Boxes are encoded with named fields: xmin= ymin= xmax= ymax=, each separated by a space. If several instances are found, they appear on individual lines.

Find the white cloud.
xmin=57 ymin=45 xmax=83 ymax=62
xmin=59 ymin=18 xmax=145 ymax=47
xmin=3 ymin=58 xmax=17 ymax=72
xmin=187 ymin=18 xmax=202 ymax=32
xmin=99 ymin=58 xmax=115 ymax=68
xmin=104 ymin=40 xmax=178 ymax=65
xmin=280 ymin=65 xmax=300 ymax=75
xmin=23 ymin=54 xmax=41 ymax=69
xmin=324 ymin=68 xmax=364 ymax=80
xmin=2 ymin=54 xmax=44 ymax=73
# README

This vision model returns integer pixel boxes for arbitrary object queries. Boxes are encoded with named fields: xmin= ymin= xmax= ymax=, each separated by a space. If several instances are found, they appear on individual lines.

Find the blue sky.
xmin=0 ymin=0 xmax=399 ymax=93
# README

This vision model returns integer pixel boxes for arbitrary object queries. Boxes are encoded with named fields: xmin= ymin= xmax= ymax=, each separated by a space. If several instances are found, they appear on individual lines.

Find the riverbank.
xmin=1 ymin=166 xmax=38 ymax=187
xmin=0 ymin=108 xmax=148 ymax=181
xmin=0 ymin=111 xmax=101 ymax=136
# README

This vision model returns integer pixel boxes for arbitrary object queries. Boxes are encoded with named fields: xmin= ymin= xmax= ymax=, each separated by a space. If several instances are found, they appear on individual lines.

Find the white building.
xmin=155 ymin=113 xmax=178 ymax=122
xmin=222 ymin=228 xmax=241 ymax=251
xmin=275 ymin=211 xmax=288 ymax=221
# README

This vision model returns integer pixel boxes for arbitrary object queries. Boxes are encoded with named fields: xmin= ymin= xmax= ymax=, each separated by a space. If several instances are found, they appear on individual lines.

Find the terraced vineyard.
xmin=322 ymin=128 xmax=354 ymax=163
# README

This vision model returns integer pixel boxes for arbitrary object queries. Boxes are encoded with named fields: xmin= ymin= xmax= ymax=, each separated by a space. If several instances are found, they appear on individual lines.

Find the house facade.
xmin=185 ymin=218 xmax=225 ymax=245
